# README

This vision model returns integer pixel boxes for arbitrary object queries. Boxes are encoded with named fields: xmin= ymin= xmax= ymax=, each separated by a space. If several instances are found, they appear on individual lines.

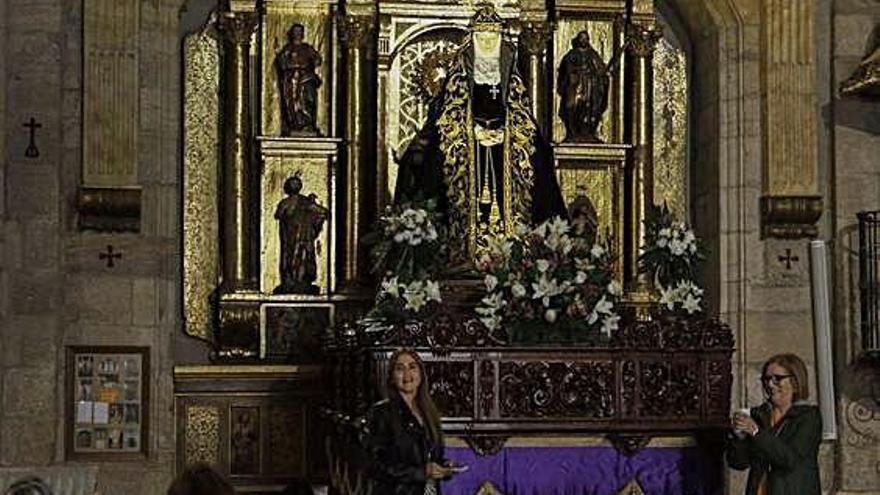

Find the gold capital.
xmin=215 ymin=11 xmax=258 ymax=45
xmin=520 ymin=21 xmax=552 ymax=55
xmin=626 ymin=25 xmax=661 ymax=58
xmin=340 ymin=15 xmax=375 ymax=50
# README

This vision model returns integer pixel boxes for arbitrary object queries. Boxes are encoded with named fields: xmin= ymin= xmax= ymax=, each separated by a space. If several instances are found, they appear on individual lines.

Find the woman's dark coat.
xmin=366 ymin=395 xmax=445 ymax=495
xmin=727 ymin=402 xmax=822 ymax=495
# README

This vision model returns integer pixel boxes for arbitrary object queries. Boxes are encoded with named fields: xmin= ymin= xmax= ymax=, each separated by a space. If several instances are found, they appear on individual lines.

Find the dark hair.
xmin=5 ymin=477 xmax=52 ymax=495
xmin=386 ymin=349 xmax=443 ymax=443
xmin=167 ymin=463 xmax=235 ymax=495
xmin=763 ymin=353 xmax=810 ymax=402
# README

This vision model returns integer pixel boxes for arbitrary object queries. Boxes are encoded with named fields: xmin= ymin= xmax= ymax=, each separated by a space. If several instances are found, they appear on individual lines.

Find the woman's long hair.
xmin=386 ymin=349 xmax=444 ymax=443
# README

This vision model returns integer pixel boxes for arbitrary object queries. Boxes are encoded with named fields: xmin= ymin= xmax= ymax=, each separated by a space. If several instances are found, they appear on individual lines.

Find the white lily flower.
xmin=532 ymin=222 xmax=548 ymax=238
xmin=607 ymin=280 xmax=622 ymax=296
xmin=682 ymin=293 xmax=701 ymax=314
xmin=659 ymin=285 xmax=677 ymax=310
xmin=536 ymin=259 xmax=551 ymax=273
xmin=484 ymin=274 xmax=499 ymax=292
xmin=531 ymin=275 xmax=561 ymax=308
xmin=403 ymin=288 xmax=427 ymax=312
xmin=593 ymin=296 xmax=613 ymax=315
xmin=481 ymin=291 xmax=506 ymax=309
xmin=424 ymin=280 xmax=442 ymax=302
xmin=480 ymin=315 xmax=502 ymax=331
xmin=575 ymin=257 xmax=594 ymax=271
xmin=381 ymin=277 xmax=401 ymax=298
xmin=590 ymin=244 xmax=606 ymax=259
xmin=547 ymin=217 xmax=570 ymax=236
xmin=601 ymin=314 xmax=621 ymax=336
xmin=587 ymin=310 xmax=599 ymax=325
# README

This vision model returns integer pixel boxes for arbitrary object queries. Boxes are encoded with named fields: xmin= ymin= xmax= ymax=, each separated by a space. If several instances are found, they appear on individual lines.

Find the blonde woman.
xmin=727 ymin=353 xmax=822 ymax=495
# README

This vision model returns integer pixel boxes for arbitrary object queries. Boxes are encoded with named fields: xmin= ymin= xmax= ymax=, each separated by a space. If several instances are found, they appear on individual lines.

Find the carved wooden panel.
xmin=337 ymin=312 xmax=734 ymax=433
xmin=266 ymin=404 xmax=306 ymax=476
xmin=230 ymin=407 xmax=260 ymax=475
xmin=174 ymin=366 xmax=327 ymax=487
xmin=425 ymin=361 xmax=475 ymax=419
xmin=184 ymin=405 xmax=221 ymax=466
xmin=638 ymin=361 xmax=700 ymax=418
xmin=499 ymin=361 xmax=615 ymax=418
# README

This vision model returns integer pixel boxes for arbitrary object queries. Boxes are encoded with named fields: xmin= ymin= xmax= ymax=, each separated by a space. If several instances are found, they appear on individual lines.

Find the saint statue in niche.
xmin=276 ymin=23 xmax=322 ymax=135
xmin=557 ymin=30 xmax=622 ymax=143
xmin=394 ymin=4 xmax=567 ymax=269
xmin=568 ymin=188 xmax=599 ymax=244
xmin=274 ymin=173 xmax=328 ymax=295
xmin=840 ymin=23 xmax=880 ymax=98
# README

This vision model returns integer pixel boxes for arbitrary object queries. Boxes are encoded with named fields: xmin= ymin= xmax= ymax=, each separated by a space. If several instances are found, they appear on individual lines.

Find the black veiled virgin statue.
xmin=394 ymin=5 xmax=567 ymax=268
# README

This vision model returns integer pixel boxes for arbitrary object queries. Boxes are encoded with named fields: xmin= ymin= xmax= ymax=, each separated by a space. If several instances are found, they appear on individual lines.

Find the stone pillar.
xmin=216 ymin=11 xmax=259 ymax=292
xmin=520 ymin=20 xmax=552 ymax=136
xmin=759 ymin=0 xmax=822 ymax=238
xmin=623 ymin=24 xmax=660 ymax=287
xmin=340 ymin=14 xmax=375 ymax=287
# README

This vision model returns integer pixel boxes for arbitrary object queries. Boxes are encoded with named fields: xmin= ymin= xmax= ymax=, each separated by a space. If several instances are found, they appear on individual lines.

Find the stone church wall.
xmin=0 ymin=0 xmax=186 ymax=493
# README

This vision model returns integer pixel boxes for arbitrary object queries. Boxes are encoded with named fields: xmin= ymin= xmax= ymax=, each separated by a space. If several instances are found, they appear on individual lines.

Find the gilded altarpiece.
xmin=178 ymin=0 xmax=697 ymax=491
xmin=183 ymin=3 xmax=346 ymax=355
xmin=179 ymin=0 xmax=692 ymax=362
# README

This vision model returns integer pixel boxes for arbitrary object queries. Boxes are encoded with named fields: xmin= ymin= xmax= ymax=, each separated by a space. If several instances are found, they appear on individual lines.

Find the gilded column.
xmin=520 ymin=20 xmax=552 ymax=136
xmin=759 ymin=0 xmax=822 ymax=238
xmin=340 ymin=15 xmax=376 ymax=286
xmin=216 ymin=11 xmax=259 ymax=291
xmin=624 ymin=24 xmax=660 ymax=287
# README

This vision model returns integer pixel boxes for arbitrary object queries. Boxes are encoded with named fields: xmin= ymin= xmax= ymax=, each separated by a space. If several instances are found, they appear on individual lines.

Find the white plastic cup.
xmin=732 ymin=407 xmax=751 ymax=439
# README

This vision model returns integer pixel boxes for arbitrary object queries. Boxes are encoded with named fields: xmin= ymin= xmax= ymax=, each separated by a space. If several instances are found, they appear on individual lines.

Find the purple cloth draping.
xmin=441 ymin=445 xmax=722 ymax=495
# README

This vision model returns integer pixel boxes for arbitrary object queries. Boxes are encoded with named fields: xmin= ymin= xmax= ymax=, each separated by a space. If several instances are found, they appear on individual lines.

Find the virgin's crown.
xmin=469 ymin=4 xmax=504 ymax=32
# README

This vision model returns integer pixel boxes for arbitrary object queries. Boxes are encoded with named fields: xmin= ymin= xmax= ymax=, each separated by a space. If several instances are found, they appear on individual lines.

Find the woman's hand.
xmin=425 ymin=462 xmax=454 ymax=479
xmin=732 ymin=412 xmax=759 ymax=436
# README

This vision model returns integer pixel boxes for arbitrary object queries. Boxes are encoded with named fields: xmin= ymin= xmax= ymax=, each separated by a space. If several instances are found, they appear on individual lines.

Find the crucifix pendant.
xmin=489 ymin=84 xmax=500 ymax=100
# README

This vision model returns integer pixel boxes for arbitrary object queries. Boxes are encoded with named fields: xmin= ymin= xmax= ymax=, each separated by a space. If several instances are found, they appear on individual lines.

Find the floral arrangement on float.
xmin=474 ymin=217 xmax=621 ymax=344
xmin=638 ymin=203 xmax=706 ymax=315
xmin=362 ymin=200 xmax=447 ymax=323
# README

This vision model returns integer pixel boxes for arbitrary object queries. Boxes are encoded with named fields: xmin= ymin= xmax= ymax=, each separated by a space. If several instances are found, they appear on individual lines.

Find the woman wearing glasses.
xmin=366 ymin=349 xmax=460 ymax=495
xmin=727 ymin=353 xmax=822 ymax=495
